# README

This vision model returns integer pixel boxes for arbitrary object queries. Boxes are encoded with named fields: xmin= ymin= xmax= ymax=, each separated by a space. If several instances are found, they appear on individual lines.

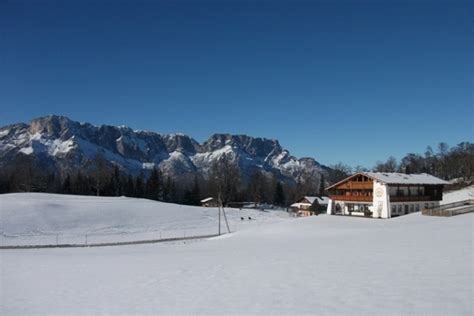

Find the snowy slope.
xmin=1 ymin=189 xmax=473 ymax=314
xmin=0 ymin=193 xmax=291 ymax=246
xmin=1 ymin=212 xmax=472 ymax=315
xmin=442 ymin=185 xmax=474 ymax=204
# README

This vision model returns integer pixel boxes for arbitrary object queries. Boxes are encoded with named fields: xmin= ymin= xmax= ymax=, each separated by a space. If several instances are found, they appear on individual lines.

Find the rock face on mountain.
xmin=0 ymin=115 xmax=330 ymax=186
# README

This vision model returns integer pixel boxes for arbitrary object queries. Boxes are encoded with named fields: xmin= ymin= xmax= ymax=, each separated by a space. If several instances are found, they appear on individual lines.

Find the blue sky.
xmin=1 ymin=0 xmax=472 ymax=167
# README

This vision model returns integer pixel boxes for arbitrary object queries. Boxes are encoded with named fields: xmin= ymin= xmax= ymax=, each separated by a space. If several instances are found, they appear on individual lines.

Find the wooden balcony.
xmin=329 ymin=195 xmax=372 ymax=202
xmin=336 ymin=182 xmax=373 ymax=190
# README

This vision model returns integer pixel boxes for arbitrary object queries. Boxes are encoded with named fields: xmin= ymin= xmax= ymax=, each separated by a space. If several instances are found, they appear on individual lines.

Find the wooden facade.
xmin=328 ymin=174 xmax=443 ymax=204
xmin=328 ymin=174 xmax=374 ymax=202
xmin=326 ymin=172 xmax=447 ymax=218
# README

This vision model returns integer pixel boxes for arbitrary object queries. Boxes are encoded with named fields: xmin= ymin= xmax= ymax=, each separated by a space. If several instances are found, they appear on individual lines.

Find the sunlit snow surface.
xmin=442 ymin=185 xmax=474 ymax=204
xmin=0 ymin=193 xmax=290 ymax=246
xmin=0 ymin=192 xmax=472 ymax=315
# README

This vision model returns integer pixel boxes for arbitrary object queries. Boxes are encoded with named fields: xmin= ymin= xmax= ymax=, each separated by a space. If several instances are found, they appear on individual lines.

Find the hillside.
xmin=1 ymin=206 xmax=472 ymax=314
xmin=442 ymin=185 xmax=474 ymax=204
xmin=0 ymin=193 xmax=291 ymax=246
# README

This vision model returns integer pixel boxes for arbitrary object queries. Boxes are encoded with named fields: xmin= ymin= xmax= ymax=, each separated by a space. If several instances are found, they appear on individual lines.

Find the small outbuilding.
xmin=290 ymin=196 xmax=330 ymax=217
xmin=200 ymin=197 xmax=219 ymax=207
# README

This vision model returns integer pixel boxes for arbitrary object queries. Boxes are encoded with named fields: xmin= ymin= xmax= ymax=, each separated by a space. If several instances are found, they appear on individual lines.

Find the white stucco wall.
xmin=372 ymin=181 xmax=390 ymax=218
xmin=328 ymin=181 xmax=439 ymax=219
xmin=326 ymin=199 xmax=333 ymax=215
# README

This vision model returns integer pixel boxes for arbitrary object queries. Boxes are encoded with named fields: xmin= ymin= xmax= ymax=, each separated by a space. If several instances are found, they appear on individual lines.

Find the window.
xmin=415 ymin=205 xmax=420 ymax=212
xmin=398 ymin=205 xmax=402 ymax=213
xmin=391 ymin=205 xmax=396 ymax=214
xmin=410 ymin=205 xmax=414 ymax=213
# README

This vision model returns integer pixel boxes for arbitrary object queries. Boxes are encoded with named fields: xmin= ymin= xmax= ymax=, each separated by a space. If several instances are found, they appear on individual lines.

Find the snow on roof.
xmin=301 ymin=196 xmax=330 ymax=205
xmin=364 ymin=172 xmax=448 ymax=185
xmin=327 ymin=172 xmax=448 ymax=190
xmin=290 ymin=203 xmax=309 ymax=208
xmin=317 ymin=196 xmax=330 ymax=204
xmin=200 ymin=197 xmax=214 ymax=203
xmin=304 ymin=196 xmax=318 ymax=204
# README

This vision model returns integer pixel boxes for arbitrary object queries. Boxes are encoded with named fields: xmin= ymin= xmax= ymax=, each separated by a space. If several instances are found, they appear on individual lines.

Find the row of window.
xmin=347 ymin=204 xmax=370 ymax=212
xmin=391 ymin=203 xmax=437 ymax=215
xmin=339 ymin=190 xmax=372 ymax=196
xmin=391 ymin=204 xmax=419 ymax=215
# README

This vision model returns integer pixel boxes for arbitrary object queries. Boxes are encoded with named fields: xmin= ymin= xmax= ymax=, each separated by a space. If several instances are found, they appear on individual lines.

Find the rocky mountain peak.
xmin=29 ymin=115 xmax=74 ymax=137
xmin=202 ymin=133 xmax=282 ymax=157
xmin=0 ymin=115 xmax=329 ymax=186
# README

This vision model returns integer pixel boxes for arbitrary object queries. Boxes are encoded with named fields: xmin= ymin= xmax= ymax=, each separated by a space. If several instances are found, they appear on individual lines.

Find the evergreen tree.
xmin=163 ymin=176 xmax=172 ymax=201
xmin=46 ymin=172 xmax=59 ymax=193
xmin=124 ymin=175 xmax=135 ymax=197
xmin=134 ymin=172 xmax=145 ymax=197
xmin=111 ymin=165 xmax=122 ymax=196
xmin=319 ymin=174 xmax=326 ymax=196
xmin=169 ymin=179 xmax=177 ymax=203
xmin=75 ymin=170 xmax=91 ymax=195
xmin=145 ymin=168 xmax=161 ymax=200
xmin=273 ymin=181 xmax=285 ymax=206
xmin=183 ymin=175 xmax=201 ymax=205
xmin=62 ymin=174 xmax=72 ymax=194
xmin=91 ymin=153 xmax=109 ymax=196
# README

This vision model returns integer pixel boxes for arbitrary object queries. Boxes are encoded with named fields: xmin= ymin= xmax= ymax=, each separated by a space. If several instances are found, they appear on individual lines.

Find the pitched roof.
xmin=364 ymin=172 xmax=448 ymax=185
xmin=304 ymin=196 xmax=318 ymax=204
xmin=327 ymin=172 xmax=447 ymax=190
xmin=317 ymin=196 xmax=330 ymax=204
xmin=300 ymin=196 xmax=330 ymax=205
xmin=326 ymin=172 xmax=448 ymax=190
xmin=290 ymin=202 xmax=307 ymax=208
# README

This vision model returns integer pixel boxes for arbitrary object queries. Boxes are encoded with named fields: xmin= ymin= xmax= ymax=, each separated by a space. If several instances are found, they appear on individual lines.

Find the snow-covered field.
xmin=442 ymin=185 xmax=474 ymax=204
xmin=1 ymin=192 xmax=473 ymax=315
xmin=0 ymin=193 xmax=290 ymax=246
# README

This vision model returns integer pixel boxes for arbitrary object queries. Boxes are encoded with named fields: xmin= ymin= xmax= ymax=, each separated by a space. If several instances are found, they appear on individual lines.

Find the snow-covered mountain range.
xmin=0 ymin=115 xmax=329 ymax=185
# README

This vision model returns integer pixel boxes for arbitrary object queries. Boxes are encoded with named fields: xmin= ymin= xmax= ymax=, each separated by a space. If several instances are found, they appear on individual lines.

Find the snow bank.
xmin=1 ymin=212 xmax=472 ymax=315
xmin=0 ymin=193 xmax=291 ymax=246
xmin=1 ymin=190 xmax=472 ymax=314
xmin=442 ymin=185 xmax=474 ymax=204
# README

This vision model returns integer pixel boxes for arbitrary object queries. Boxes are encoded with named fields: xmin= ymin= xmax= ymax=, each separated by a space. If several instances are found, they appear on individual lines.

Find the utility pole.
xmin=218 ymin=193 xmax=231 ymax=234
xmin=218 ymin=193 xmax=221 ymax=235
xmin=222 ymin=204 xmax=231 ymax=233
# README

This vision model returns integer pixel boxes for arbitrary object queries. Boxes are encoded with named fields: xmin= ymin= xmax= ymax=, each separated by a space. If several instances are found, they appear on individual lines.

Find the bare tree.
xmin=91 ymin=153 xmax=110 ymax=196
xmin=373 ymin=156 xmax=398 ymax=173
xmin=209 ymin=153 xmax=240 ymax=205
xmin=329 ymin=162 xmax=352 ymax=184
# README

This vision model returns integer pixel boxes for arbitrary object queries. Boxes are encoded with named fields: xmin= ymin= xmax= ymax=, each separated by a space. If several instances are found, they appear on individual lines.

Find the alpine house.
xmin=326 ymin=172 xmax=448 ymax=218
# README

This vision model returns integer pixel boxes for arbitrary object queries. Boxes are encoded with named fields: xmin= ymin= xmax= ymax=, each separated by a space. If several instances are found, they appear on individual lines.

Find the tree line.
xmin=0 ymin=153 xmax=326 ymax=207
xmin=3 ymin=141 xmax=469 ymax=205
xmin=328 ymin=141 xmax=474 ymax=185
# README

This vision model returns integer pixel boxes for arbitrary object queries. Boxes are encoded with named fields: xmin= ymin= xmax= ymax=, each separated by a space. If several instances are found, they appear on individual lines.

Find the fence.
xmin=0 ymin=232 xmax=221 ymax=250
xmin=422 ymin=199 xmax=474 ymax=217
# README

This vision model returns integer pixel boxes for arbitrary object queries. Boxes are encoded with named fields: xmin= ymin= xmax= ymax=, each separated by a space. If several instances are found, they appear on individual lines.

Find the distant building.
xmin=200 ymin=197 xmax=219 ymax=207
xmin=227 ymin=202 xmax=258 ymax=209
xmin=326 ymin=172 xmax=447 ymax=219
xmin=290 ymin=196 xmax=330 ymax=217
